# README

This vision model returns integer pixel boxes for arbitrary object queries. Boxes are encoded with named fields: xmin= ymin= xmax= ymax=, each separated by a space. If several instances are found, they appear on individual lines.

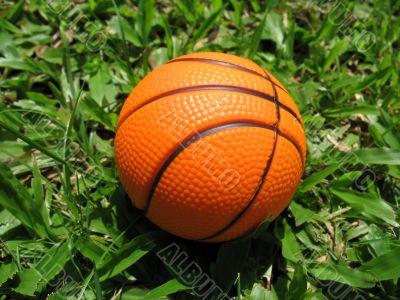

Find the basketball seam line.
xmin=167 ymin=57 xmax=288 ymax=93
xmin=198 ymin=71 xmax=282 ymax=241
xmin=142 ymin=120 xmax=303 ymax=218
xmin=116 ymin=85 xmax=303 ymax=132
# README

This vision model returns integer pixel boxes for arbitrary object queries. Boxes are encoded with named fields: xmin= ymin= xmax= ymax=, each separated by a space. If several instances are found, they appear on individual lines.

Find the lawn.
xmin=0 ymin=0 xmax=399 ymax=299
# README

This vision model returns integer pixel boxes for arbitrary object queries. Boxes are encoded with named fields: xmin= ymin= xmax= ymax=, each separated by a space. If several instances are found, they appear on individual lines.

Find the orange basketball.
xmin=115 ymin=52 xmax=306 ymax=242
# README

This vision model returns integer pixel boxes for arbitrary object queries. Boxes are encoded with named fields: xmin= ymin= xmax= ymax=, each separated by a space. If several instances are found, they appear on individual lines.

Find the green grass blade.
xmin=322 ymin=39 xmax=348 ymax=72
xmin=354 ymin=148 xmax=400 ymax=165
xmin=279 ymin=220 xmax=303 ymax=263
xmin=6 ymin=0 xmax=24 ymax=23
xmin=230 ymin=0 xmax=244 ymax=28
xmin=31 ymin=159 xmax=52 ymax=232
xmin=97 ymin=234 xmax=157 ymax=281
xmin=0 ymin=121 xmax=66 ymax=165
xmin=246 ymin=14 xmax=266 ymax=59
xmin=287 ymin=263 xmax=307 ymax=300
xmin=0 ymin=163 xmax=57 ymax=240
xmin=185 ymin=7 xmax=224 ymax=51
xmin=247 ymin=284 xmax=278 ymax=300
xmin=308 ymin=261 xmax=375 ymax=288
xmin=0 ymin=261 xmax=18 ymax=287
xmin=359 ymin=248 xmax=400 ymax=281
xmin=350 ymin=66 xmax=392 ymax=94
xmin=14 ymin=241 xmax=70 ymax=295
xmin=323 ymin=105 xmax=379 ymax=117
xmin=332 ymin=188 xmax=398 ymax=227
xmin=142 ymin=279 xmax=189 ymax=300
xmin=137 ymin=0 xmax=155 ymax=46
xmin=160 ymin=16 xmax=174 ymax=58
xmin=300 ymin=164 xmax=340 ymax=192
xmin=0 ymin=209 xmax=21 ymax=236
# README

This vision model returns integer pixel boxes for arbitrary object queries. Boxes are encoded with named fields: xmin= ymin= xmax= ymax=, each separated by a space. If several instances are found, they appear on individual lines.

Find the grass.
xmin=0 ymin=0 xmax=399 ymax=299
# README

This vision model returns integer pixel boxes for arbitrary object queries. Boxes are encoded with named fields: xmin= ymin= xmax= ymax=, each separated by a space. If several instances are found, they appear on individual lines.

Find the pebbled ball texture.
xmin=115 ymin=52 xmax=306 ymax=242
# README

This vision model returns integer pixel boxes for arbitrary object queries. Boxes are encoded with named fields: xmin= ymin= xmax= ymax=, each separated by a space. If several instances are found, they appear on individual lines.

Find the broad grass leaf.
xmin=93 ymin=269 xmax=102 ymax=299
xmin=313 ymin=16 xmax=336 ymax=42
xmin=0 ymin=261 xmax=18 ymax=287
xmin=6 ymin=0 xmax=24 ymax=23
xmin=26 ymin=92 xmax=56 ymax=106
xmin=322 ymin=40 xmax=348 ymax=72
xmin=388 ymin=166 xmax=400 ymax=179
xmin=108 ymin=16 xmax=142 ymax=47
xmin=136 ymin=0 xmax=155 ymax=46
xmin=350 ymin=67 xmax=392 ymax=94
xmin=40 ymin=48 xmax=65 ymax=65
xmin=246 ymin=15 xmax=266 ymax=58
xmin=0 ymin=30 xmax=16 ymax=56
xmin=14 ymin=241 xmax=70 ymax=295
xmin=308 ymin=261 xmax=375 ymax=288
xmin=76 ymin=237 xmax=106 ymax=262
xmin=287 ymin=263 xmax=307 ymax=300
xmin=295 ymin=228 xmax=321 ymax=252
xmin=0 ymin=209 xmax=21 ymax=236
xmin=149 ymin=47 xmax=169 ymax=67
xmin=262 ymin=12 xmax=284 ymax=47
xmin=80 ymin=95 xmax=117 ymax=130
xmin=0 ymin=18 xmax=21 ymax=36
xmin=160 ymin=16 xmax=173 ymax=58
xmin=88 ymin=63 xmax=116 ymax=106
xmin=35 ymin=242 xmax=71 ymax=287
xmin=345 ymin=223 xmax=370 ymax=241
xmin=230 ymin=0 xmax=244 ymax=28
xmin=31 ymin=160 xmax=52 ymax=232
xmin=48 ymin=81 xmax=66 ymax=107
xmin=60 ymin=48 xmax=78 ymax=102
xmin=186 ymin=7 xmax=224 ymax=50
xmin=331 ymin=76 xmax=363 ymax=92
xmin=249 ymin=0 xmax=264 ymax=12
xmin=0 ymin=140 xmax=26 ymax=162
xmin=0 ymin=57 xmax=38 ymax=73
xmin=369 ymin=121 xmax=400 ymax=149
xmin=289 ymin=201 xmax=323 ymax=226
xmin=174 ymin=0 xmax=199 ymax=24
xmin=211 ymin=0 xmax=223 ymax=12
xmin=283 ymin=19 xmax=295 ymax=60
xmin=277 ymin=220 xmax=303 ymax=262
xmin=330 ymin=171 xmax=362 ymax=189
xmin=359 ymin=248 xmax=400 ymax=281
xmin=97 ymin=234 xmax=156 ymax=281
xmin=120 ymin=287 xmax=149 ymax=300
xmin=300 ymin=164 xmax=340 ymax=192
xmin=323 ymin=106 xmax=379 ymax=118
xmin=13 ymin=269 xmax=42 ymax=296
xmin=142 ymin=279 xmax=189 ymax=300
xmin=0 ymin=163 xmax=56 ymax=239
xmin=245 ymin=283 xmax=278 ymax=300
xmin=362 ymin=225 xmax=392 ymax=256
xmin=332 ymin=189 xmax=398 ymax=227
xmin=354 ymin=148 xmax=400 ymax=165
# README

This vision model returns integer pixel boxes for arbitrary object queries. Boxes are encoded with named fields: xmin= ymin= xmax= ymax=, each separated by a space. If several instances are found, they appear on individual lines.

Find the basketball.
xmin=115 ymin=52 xmax=306 ymax=242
